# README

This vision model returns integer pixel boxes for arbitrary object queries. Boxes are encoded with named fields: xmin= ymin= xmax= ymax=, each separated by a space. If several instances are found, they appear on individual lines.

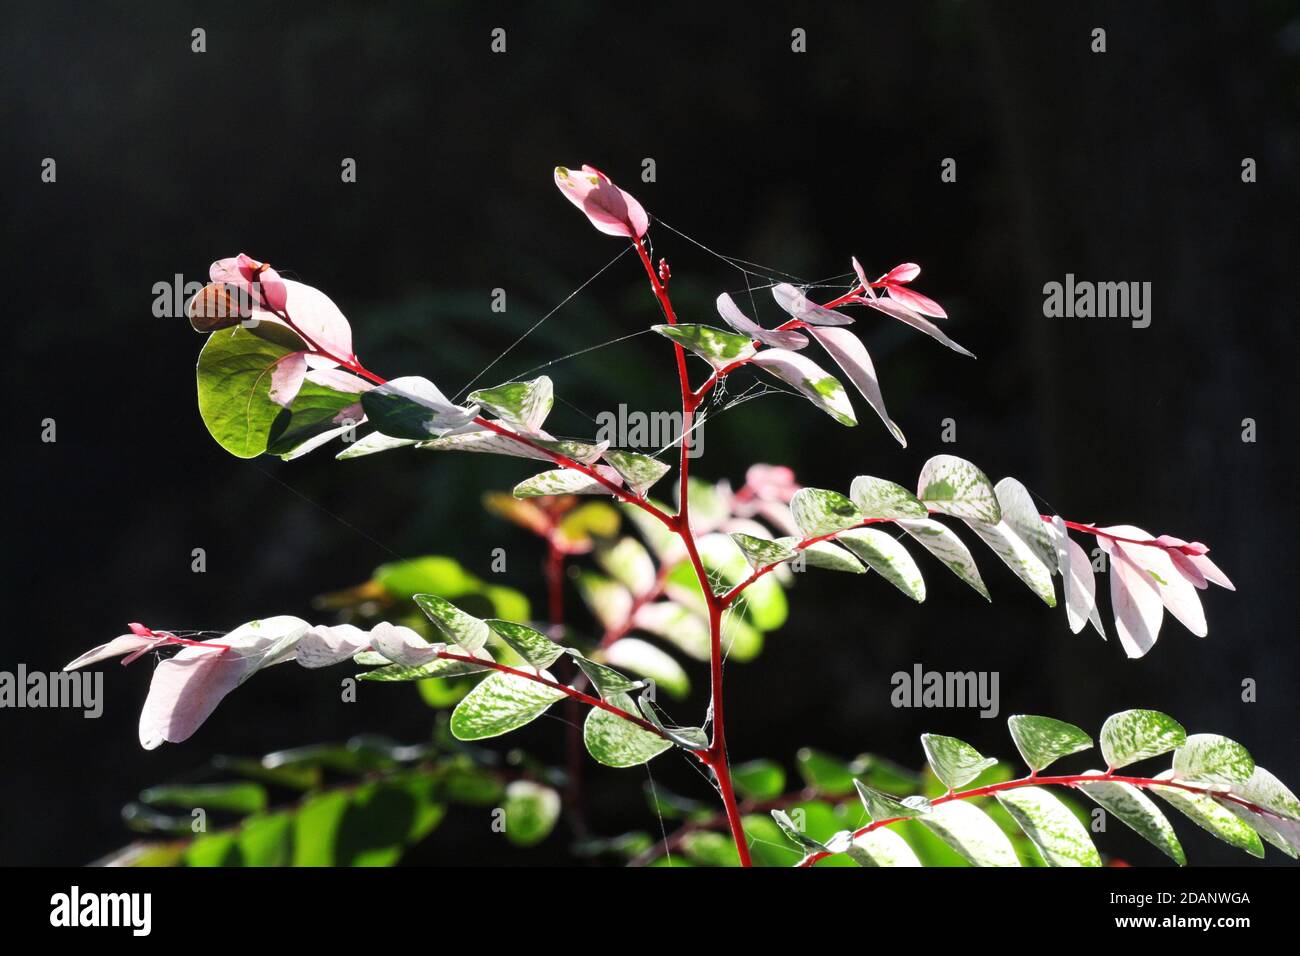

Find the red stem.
xmin=632 ymin=235 xmax=753 ymax=867
xmin=795 ymin=771 xmax=1277 ymax=867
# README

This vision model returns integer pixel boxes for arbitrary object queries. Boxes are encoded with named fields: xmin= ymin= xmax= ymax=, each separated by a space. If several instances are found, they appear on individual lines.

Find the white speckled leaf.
xmin=751 ymin=347 xmax=858 ymax=428
xmin=965 ymin=517 xmax=1056 ymax=607
xmin=513 ymin=465 xmax=623 ymax=498
xmin=1076 ymin=770 xmax=1186 ymax=865
xmin=467 ymin=376 xmax=553 ymax=433
xmin=1100 ymin=709 xmax=1187 ymax=770
xmin=847 ymin=828 xmax=923 ymax=867
xmin=730 ymin=532 xmax=797 ymax=569
xmin=1150 ymin=769 xmax=1264 ymax=858
xmin=921 ymin=734 xmax=998 ymax=790
xmin=335 ymin=431 xmax=419 ymax=460
xmin=918 ymin=801 xmax=1020 ymax=867
xmin=1007 ymin=714 xmax=1093 ymax=773
xmin=1234 ymin=766 xmax=1300 ymax=821
xmin=897 ymin=518 xmax=989 ymax=600
xmin=652 ymin=323 xmax=755 ymax=370
xmin=449 ymin=670 xmax=566 ymax=740
xmin=790 ymin=487 xmax=863 ymax=537
xmin=1173 ymin=734 xmax=1255 ymax=786
xmin=850 ymin=476 xmax=927 ymax=519
xmin=916 ymin=455 xmax=999 ymax=522
xmin=413 ymin=594 xmax=490 ymax=652
xmin=837 ymin=527 xmax=926 ymax=602
xmin=779 ymin=537 xmax=865 ymax=573
xmin=488 ymin=620 xmax=565 ymax=669
xmin=601 ymin=450 xmax=671 ymax=496
xmin=584 ymin=691 xmax=672 ymax=767
xmin=997 ymin=786 xmax=1101 ymax=867
xmin=855 ymin=780 xmax=932 ymax=822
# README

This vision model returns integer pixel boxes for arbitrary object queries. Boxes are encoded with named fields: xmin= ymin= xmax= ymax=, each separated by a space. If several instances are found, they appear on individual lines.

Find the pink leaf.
xmin=369 ymin=621 xmax=443 ymax=667
xmin=1103 ymin=525 xmax=1208 ymax=637
xmin=554 ymin=165 xmax=649 ymax=239
xmin=715 ymin=293 xmax=808 ymax=350
xmin=64 ymin=633 xmax=164 ymax=671
xmin=883 ymin=263 xmax=921 ymax=284
xmin=268 ymin=351 xmax=308 ymax=407
xmin=1101 ymin=538 xmax=1164 ymax=658
xmin=859 ymin=296 xmax=972 ymax=357
xmin=296 ymin=624 xmax=372 ymax=669
xmin=807 ymin=327 xmax=906 ymax=446
xmin=771 ymin=283 xmax=855 ymax=326
xmin=886 ymin=284 xmax=948 ymax=319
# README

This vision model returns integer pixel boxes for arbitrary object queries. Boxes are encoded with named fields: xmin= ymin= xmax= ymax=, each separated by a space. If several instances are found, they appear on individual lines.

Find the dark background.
xmin=3 ymin=1 xmax=1297 ymax=866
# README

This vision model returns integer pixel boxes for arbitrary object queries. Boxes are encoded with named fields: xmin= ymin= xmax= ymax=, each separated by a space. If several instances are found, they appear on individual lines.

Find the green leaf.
xmin=849 ymin=476 xmax=927 ymax=519
xmin=732 ymin=760 xmax=786 ymax=800
xmin=921 ymin=734 xmax=998 ymax=790
xmin=897 ymin=518 xmax=990 ymax=600
xmin=837 ymin=528 xmax=926 ymax=601
xmin=681 ymin=831 xmax=742 ymax=867
xmin=449 ymin=671 xmax=566 ymax=740
xmin=1150 ymin=772 xmax=1265 ymax=858
xmin=502 ymin=781 xmax=561 ymax=847
xmin=997 ymin=786 xmax=1101 ymax=867
xmin=139 ymin=782 xmax=268 ymax=815
xmin=789 ymin=487 xmax=863 ymax=537
xmin=583 ymin=692 xmax=672 ymax=767
xmin=196 ymin=326 xmax=302 ymax=458
xmin=413 ymin=594 xmax=491 ymax=652
xmin=796 ymin=748 xmax=857 ymax=796
xmin=595 ymin=537 xmax=657 ymax=596
xmin=485 ymin=620 xmax=564 ymax=669
xmin=855 ymin=780 xmax=931 ymax=823
xmin=556 ymin=501 xmax=622 ymax=549
xmin=918 ymin=801 xmax=1020 ymax=866
xmin=1172 ymin=733 xmax=1255 ymax=786
xmin=916 ymin=454 xmax=1000 ymax=523
xmin=570 ymin=653 xmax=645 ymax=698
xmin=602 ymin=450 xmax=671 ymax=497
xmin=267 ymin=378 xmax=361 ymax=459
xmin=575 ymin=572 xmax=633 ymax=631
xmin=359 ymin=656 xmax=490 ymax=682
xmin=846 ymin=828 xmax=923 ymax=867
xmin=742 ymin=815 xmax=804 ymax=867
xmin=771 ymin=809 xmax=832 ymax=854
xmin=1076 ymin=771 xmax=1186 ymax=865
xmin=1007 ymin=715 xmax=1093 ymax=773
xmin=1100 ymin=709 xmax=1187 ymax=770
xmin=637 ymin=696 xmax=709 ymax=750
xmin=602 ymin=638 xmax=690 ymax=698
xmin=467 ymin=376 xmax=553 ymax=433
xmin=652 ymin=323 xmax=756 ymax=370
xmin=730 ymin=532 xmax=797 ymax=569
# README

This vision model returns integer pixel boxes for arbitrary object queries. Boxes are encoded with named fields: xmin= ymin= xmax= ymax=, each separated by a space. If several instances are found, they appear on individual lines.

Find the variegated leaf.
xmin=335 ymin=431 xmax=419 ymax=460
xmin=916 ymin=455 xmax=999 ymax=522
xmin=751 ymin=348 xmax=857 ymax=428
xmin=449 ymin=670 xmax=566 ymax=740
xmin=487 ymin=620 xmax=565 ymax=669
xmin=1049 ymin=516 xmax=1105 ymax=637
xmin=513 ymin=465 xmax=623 ymax=498
xmin=897 ymin=518 xmax=990 ymax=600
xmin=652 ymin=323 xmax=755 ymax=370
xmin=1006 ymin=715 xmax=1092 ymax=773
xmin=996 ymin=786 xmax=1101 ymax=867
xmin=602 ymin=450 xmax=671 ymax=496
xmin=778 ymin=537 xmax=866 ymax=573
xmin=1150 ymin=770 xmax=1264 ymax=858
xmin=729 ymin=532 xmax=797 ymax=569
xmin=836 ymin=528 xmax=926 ymax=601
xmin=1173 ymin=734 xmax=1255 ymax=786
xmin=993 ymin=478 xmax=1056 ymax=572
xmin=965 ymin=518 xmax=1056 ymax=607
xmin=855 ymin=780 xmax=931 ymax=822
xmin=790 ymin=487 xmax=863 ymax=537
xmin=584 ymin=691 xmax=671 ymax=767
xmin=918 ymin=801 xmax=1020 ymax=867
xmin=1076 ymin=771 xmax=1186 ymax=865
xmin=921 ymin=734 xmax=997 ymax=790
xmin=847 ymin=828 xmax=923 ymax=867
xmin=467 ymin=376 xmax=553 ymax=434
xmin=413 ymin=594 xmax=491 ymax=652
xmin=849 ymin=476 xmax=927 ymax=519
xmin=1100 ymin=709 xmax=1187 ymax=770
